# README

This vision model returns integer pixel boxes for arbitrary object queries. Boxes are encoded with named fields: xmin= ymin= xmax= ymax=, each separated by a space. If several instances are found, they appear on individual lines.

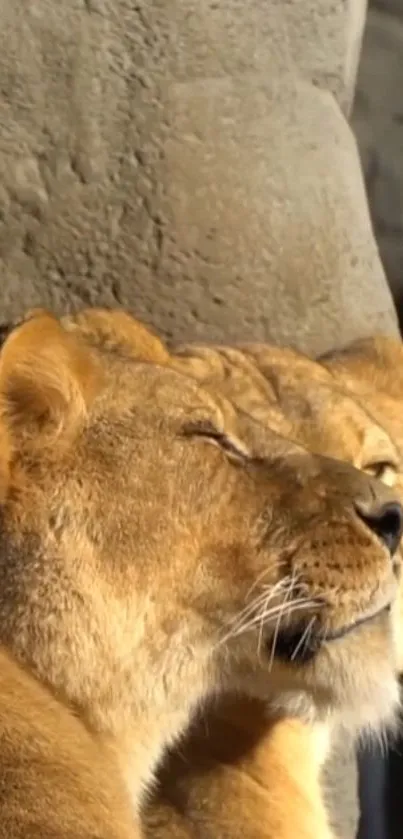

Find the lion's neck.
xmin=83 ymin=646 xmax=219 ymax=810
xmin=3 ymin=582 xmax=220 ymax=812
xmin=107 ymin=706 xmax=195 ymax=806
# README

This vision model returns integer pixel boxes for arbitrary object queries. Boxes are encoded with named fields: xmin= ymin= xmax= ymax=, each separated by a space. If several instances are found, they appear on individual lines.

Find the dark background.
xmin=353 ymin=3 xmax=403 ymax=835
xmin=353 ymin=0 xmax=403 ymax=329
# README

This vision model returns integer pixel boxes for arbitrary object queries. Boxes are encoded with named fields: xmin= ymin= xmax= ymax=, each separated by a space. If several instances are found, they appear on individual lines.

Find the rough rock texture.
xmin=352 ymin=1 xmax=403 ymax=314
xmin=325 ymin=737 xmax=362 ymax=839
xmin=0 ymin=2 xmax=398 ymax=838
xmin=0 ymin=0 xmax=397 ymax=359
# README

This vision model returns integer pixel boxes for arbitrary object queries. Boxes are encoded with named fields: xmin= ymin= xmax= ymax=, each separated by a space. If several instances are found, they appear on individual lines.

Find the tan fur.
xmin=146 ymin=337 xmax=403 ymax=839
xmin=321 ymin=335 xmax=403 ymax=665
xmin=0 ymin=310 xmax=399 ymax=837
xmin=60 ymin=307 xmax=171 ymax=366
xmin=146 ymin=702 xmax=333 ymax=839
xmin=172 ymin=341 xmax=401 ymax=483
xmin=0 ymin=308 xmax=400 ymax=837
xmin=0 ymin=647 xmax=138 ymax=839
xmin=45 ymin=309 xmax=403 ymax=839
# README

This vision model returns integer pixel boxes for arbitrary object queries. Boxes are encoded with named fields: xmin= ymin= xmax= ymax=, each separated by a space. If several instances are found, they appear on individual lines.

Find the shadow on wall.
xmin=352 ymin=0 xmax=403 ymax=330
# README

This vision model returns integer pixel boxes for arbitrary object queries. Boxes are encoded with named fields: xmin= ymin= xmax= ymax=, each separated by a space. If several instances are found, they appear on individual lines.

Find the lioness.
xmin=0 ymin=310 xmax=399 ymax=838
xmin=41 ymin=308 xmax=403 ymax=839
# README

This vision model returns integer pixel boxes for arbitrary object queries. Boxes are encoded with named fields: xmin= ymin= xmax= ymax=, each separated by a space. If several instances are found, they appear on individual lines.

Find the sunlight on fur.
xmin=0 ymin=308 xmax=401 ymax=839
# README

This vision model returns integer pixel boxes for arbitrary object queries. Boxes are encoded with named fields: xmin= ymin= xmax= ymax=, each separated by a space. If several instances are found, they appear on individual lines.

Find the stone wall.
xmin=0 ymin=0 xmax=397 ymax=358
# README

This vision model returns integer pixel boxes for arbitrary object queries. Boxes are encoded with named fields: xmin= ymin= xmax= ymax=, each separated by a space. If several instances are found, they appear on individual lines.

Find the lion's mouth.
xmin=273 ymin=603 xmax=392 ymax=664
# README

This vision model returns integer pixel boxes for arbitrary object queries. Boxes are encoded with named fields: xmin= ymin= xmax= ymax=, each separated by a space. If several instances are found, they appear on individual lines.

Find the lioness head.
xmin=0 ymin=309 xmax=401 ymax=801
xmin=172 ymin=341 xmax=401 ymax=485
xmin=320 ymin=335 xmax=403 ymax=472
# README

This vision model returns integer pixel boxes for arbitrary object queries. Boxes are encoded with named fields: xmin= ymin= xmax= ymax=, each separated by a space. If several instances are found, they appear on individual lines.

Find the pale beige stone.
xmin=0 ymin=1 xmax=396 ymax=358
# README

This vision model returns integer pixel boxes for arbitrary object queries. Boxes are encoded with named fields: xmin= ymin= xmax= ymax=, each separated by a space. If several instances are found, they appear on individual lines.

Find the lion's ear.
xmin=0 ymin=311 xmax=101 ymax=439
xmin=61 ymin=308 xmax=170 ymax=365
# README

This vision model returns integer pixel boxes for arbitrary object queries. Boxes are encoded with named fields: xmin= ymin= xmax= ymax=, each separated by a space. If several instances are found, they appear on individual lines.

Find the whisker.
xmin=260 ymin=569 xmax=302 ymax=596
xmin=224 ymin=590 xmax=278 ymax=638
xmin=257 ymin=579 xmax=292 ymax=660
xmin=257 ymin=594 xmax=268 ymax=660
xmin=290 ymin=616 xmax=317 ymax=661
xmin=242 ymin=593 xmax=316 ymax=633
xmin=268 ymin=571 xmax=295 ymax=671
xmin=260 ymin=598 xmax=318 ymax=626
xmin=224 ymin=577 xmax=291 ymax=635
xmin=236 ymin=601 xmax=317 ymax=644
xmin=303 ymin=616 xmax=316 ymax=658
xmin=245 ymin=562 xmax=283 ymax=599
xmin=228 ymin=582 xmax=295 ymax=638
xmin=219 ymin=596 xmax=318 ymax=647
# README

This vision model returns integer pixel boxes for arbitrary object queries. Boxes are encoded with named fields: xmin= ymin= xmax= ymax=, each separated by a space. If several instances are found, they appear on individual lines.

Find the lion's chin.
xmin=272 ymin=603 xmax=393 ymax=666
xmin=221 ymin=604 xmax=400 ymax=738
xmin=267 ymin=671 xmax=400 ymax=741
xmin=230 ymin=615 xmax=399 ymax=740
xmin=266 ymin=621 xmax=400 ymax=739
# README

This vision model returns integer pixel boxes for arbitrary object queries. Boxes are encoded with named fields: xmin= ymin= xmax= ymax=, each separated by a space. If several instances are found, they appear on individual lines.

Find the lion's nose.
xmin=354 ymin=499 xmax=403 ymax=556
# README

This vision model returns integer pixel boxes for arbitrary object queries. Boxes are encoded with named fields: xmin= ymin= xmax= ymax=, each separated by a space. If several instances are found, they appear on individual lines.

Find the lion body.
xmin=0 ymin=309 xmax=400 ymax=838
xmin=0 ymin=647 xmax=137 ymax=839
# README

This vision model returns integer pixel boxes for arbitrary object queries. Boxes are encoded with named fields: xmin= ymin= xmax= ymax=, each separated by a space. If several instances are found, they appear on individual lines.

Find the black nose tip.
xmin=355 ymin=500 xmax=403 ymax=556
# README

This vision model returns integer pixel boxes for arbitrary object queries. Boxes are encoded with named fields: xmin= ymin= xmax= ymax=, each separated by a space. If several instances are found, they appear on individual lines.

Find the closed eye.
xmin=182 ymin=420 xmax=249 ymax=461
xmin=364 ymin=461 xmax=398 ymax=488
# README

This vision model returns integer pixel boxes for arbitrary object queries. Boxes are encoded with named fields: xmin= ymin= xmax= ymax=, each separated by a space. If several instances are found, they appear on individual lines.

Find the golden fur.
xmin=0 ymin=309 xmax=399 ymax=837
xmin=154 ymin=335 xmax=403 ymax=839
xmin=150 ymin=333 xmax=403 ymax=839
xmin=321 ymin=335 xmax=403 ymax=667
xmin=32 ymin=308 xmax=403 ymax=839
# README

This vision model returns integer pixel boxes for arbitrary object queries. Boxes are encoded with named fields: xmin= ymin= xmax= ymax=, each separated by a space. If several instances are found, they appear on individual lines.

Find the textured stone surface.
xmin=325 ymin=736 xmax=360 ymax=839
xmin=353 ymin=3 xmax=403 ymax=312
xmin=0 ymin=0 xmax=397 ymax=358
